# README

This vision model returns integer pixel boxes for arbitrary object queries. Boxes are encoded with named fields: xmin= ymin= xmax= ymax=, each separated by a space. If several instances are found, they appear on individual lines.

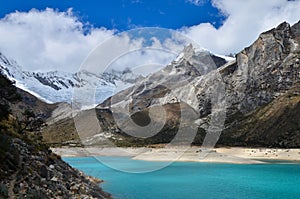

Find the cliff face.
xmin=225 ymin=21 xmax=299 ymax=113
xmin=219 ymin=21 xmax=300 ymax=147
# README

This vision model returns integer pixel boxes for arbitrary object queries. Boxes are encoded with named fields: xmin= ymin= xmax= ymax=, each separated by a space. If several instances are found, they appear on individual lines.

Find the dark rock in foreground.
xmin=0 ymin=136 xmax=111 ymax=199
xmin=0 ymin=72 xmax=111 ymax=199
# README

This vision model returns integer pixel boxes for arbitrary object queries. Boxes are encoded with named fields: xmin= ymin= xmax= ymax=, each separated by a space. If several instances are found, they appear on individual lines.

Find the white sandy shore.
xmin=51 ymin=147 xmax=300 ymax=164
xmin=51 ymin=147 xmax=148 ymax=157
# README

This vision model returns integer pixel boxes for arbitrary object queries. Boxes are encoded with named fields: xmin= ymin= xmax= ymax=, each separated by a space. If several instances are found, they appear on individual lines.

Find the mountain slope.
xmin=92 ymin=21 xmax=300 ymax=147
xmin=215 ymin=21 xmax=300 ymax=147
xmin=219 ymin=84 xmax=300 ymax=147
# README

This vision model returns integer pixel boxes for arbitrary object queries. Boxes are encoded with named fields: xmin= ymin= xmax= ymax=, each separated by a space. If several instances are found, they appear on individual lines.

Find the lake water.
xmin=63 ymin=156 xmax=300 ymax=199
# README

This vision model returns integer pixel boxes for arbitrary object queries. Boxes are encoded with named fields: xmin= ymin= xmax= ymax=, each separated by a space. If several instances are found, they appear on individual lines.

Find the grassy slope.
xmin=219 ymin=85 xmax=300 ymax=147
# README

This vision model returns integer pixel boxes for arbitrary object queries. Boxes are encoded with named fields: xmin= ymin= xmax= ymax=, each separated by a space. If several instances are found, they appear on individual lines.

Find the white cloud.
xmin=182 ymin=0 xmax=300 ymax=55
xmin=80 ymin=29 xmax=187 ymax=75
xmin=0 ymin=8 xmax=114 ymax=72
xmin=0 ymin=9 xmax=185 ymax=74
xmin=1 ymin=2 xmax=300 ymax=73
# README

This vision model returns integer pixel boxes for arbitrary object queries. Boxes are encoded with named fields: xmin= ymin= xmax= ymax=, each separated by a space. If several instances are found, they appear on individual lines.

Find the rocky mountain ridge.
xmin=89 ymin=21 xmax=300 ymax=147
xmin=41 ymin=45 xmax=228 ymax=146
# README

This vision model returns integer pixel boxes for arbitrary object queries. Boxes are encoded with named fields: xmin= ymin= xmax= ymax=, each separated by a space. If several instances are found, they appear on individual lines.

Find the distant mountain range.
xmin=0 ymin=53 xmax=141 ymax=105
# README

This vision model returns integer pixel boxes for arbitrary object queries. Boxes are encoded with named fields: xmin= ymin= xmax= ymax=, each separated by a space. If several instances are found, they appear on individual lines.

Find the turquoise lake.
xmin=63 ymin=156 xmax=300 ymax=199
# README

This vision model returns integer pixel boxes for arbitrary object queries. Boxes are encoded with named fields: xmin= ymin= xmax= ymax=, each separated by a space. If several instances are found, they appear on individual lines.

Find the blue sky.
xmin=0 ymin=0 xmax=300 ymax=72
xmin=0 ymin=0 xmax=225 ymax=30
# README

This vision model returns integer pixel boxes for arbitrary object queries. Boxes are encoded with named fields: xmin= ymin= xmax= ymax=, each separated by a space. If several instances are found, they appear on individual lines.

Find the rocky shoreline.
xmin=0 ymin=137 xmax=112 ymax=199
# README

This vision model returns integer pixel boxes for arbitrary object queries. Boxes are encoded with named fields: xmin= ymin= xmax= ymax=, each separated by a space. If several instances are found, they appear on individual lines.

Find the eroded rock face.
xmin=218 ymin=21 xmax=300 ymax=147
xmin=225 ymin=21 xmax=300 ymax=113
xmin=92 ymin=21 xmax=300 ymax=147
xmin=197 ymin=21 xmax=299 ymax=147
